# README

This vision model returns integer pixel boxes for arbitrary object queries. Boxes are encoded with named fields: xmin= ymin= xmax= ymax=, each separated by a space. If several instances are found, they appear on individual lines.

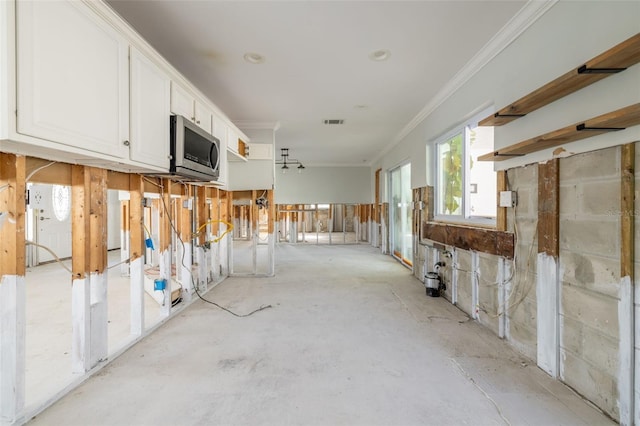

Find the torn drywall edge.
xmin=537 ymin=252 xmax=559 ymax=378
xmin=618 ymin=275 xmax=634 ymax=426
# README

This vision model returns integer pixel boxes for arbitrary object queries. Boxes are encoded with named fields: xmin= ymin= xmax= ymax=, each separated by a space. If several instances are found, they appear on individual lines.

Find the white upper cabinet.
xmin=130 ymin=47 xmax=171 ymax=169
xmin=16 ymin=0 xmax=129 ymax=158
xmin=170 ymin=82 xmax=212 ymax=133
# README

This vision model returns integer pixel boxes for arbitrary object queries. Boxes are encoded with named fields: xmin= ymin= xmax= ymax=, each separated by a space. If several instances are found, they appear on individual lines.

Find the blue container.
xmin=154 ymin=278 xmax=166 ymax=291
xmin=145 ymin=237 xmax=154 ymax=250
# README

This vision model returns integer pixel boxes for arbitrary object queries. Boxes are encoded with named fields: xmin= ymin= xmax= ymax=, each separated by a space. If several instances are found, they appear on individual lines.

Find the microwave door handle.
xmin=210 ymin=144 xmax=219 ymax=172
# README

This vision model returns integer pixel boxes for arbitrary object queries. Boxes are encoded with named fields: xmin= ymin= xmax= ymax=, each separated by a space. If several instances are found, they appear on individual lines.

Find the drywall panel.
xmin=275 ymin=166 xmax=371 ymax=204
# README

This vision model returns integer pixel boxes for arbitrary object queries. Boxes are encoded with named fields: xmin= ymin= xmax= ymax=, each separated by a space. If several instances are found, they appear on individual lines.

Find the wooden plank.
xmin=129 ymin=175 xmax=143 ymax=261
xmin=621 ymin=143 xmax=635 ymax=278
xmin=496 ymin=171 xmax=507 ymax=231
xmin=538 ymin=160 xmax=559 ymax=257
xmin=0 ymin=154 xmax=26 ymax=276
xmin=107 ymin=171 xmax=130 ymax=191
xmin=480 ymin=103 xmax=640 ymax=161
xmin=211 ymin=188 xmax=220 ymax=234
xmin=422 ymin=222 xmax=515 ymax=259
xmin=480 ymin=33 xmax=640 ymax=126
xmin=71 ymin=166 xmax=90 ymax=280
xmin=25 ymin=158 xmax=71 ymax=185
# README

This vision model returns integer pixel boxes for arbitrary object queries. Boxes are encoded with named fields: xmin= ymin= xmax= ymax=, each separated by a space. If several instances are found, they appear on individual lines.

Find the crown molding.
xmin=372 ymin=0 xmax=558 ymax=166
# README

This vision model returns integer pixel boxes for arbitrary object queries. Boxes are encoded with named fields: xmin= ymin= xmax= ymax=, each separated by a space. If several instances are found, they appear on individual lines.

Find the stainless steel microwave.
xmin=170 ymin=115 xmax=220 ymax=181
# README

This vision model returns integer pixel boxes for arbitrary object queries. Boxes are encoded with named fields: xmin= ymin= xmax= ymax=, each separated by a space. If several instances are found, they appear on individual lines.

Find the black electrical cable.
xmin=159 ymin=190 xmax=272 ymax=317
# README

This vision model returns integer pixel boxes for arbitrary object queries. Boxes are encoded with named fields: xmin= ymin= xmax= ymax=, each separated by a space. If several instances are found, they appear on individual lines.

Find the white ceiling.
xmin=106 ymin=0 xmax=526 ymax=166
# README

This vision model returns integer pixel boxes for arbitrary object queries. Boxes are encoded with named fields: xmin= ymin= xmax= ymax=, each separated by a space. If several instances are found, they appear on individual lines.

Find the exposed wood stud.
xmin=267 ymin=190 xmax=275 ymax=234
xmin=497 ymin=171 xmax=508 ymax=231
xmin=0 ymin=154 xmax=26 ymax=276
xmin=160 ymin=179 xmax=171 ymax=251
xmin=538 ymin=159 xmax=559 ymax=258
xmin=129 ymin=175 xmax=143 ymax=261
xmin=107 ymin=171 xmax=130 ymax=191
xmin=621 ymin=143 xmax=635 ymax=278
xmin=71 ymin=166 xmax=90 ymax=280
xmin=197 ymin=186 xmax=207 ymax=246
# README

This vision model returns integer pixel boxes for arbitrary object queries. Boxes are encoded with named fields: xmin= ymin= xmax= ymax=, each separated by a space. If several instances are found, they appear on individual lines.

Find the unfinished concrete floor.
xmin=29 ymin=245 xmax=613 ymax=426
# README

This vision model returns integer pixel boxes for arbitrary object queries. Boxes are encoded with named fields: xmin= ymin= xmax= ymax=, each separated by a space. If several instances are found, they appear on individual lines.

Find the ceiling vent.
xmin=323 ymin=119 xmax=344 ymax=125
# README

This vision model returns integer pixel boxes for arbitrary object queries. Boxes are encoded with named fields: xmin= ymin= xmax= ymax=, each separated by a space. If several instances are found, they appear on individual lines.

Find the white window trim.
xmin=433 ymin=107 xmax=496 ymax=227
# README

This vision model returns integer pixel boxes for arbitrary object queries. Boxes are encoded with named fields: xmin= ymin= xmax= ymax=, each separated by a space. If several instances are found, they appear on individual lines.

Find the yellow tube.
xmin=194 ymin=219 xmax=234 ymax=243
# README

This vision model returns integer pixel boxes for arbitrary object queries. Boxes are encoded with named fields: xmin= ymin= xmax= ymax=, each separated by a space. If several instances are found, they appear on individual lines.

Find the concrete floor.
xmin=24 ymin=251 xmax=164 ymax=411
xmin=28 ymin=245 xmax=613 ymax=426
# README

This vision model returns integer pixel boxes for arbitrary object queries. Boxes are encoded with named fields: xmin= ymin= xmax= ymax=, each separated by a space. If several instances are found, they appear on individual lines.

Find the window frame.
xmin=433 ymin=107 xmax=496 ymax=227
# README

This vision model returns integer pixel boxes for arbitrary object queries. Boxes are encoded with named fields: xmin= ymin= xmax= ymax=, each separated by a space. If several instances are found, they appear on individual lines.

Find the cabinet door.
xmin=194 ymin=100 xmax=212 ymax=133
xmin=170 ymin=82 xmax=194 ymax=120
xmin=16 ymin=0 xmax=129 ymax=158
xmin=130 ymin=47 xmax=170 ymax=169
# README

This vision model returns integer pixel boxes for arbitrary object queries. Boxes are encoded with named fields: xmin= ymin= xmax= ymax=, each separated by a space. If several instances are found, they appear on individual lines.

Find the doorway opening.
xmin=389 ymin=163 xmax=412 ymax=268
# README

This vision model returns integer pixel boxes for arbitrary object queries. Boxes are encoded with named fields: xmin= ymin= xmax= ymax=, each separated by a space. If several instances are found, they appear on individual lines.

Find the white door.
xmin=29 ymin=184 xmax=72 ymax=264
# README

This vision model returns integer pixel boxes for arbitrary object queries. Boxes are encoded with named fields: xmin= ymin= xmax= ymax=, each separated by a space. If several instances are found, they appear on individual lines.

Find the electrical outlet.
xmin=499 ymin=191 xmax=517 ymax=208
xmin=183 ymin=198 xmax=193 ymax=210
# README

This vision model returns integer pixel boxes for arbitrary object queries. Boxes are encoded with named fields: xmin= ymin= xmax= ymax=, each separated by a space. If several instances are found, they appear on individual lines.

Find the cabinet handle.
xmin=197 ymin=120 xmax=201 ymax=124
xmin=123 ymin=140 xmax=130 ymax=146
xmin=191 ymin=117 xmax=196 ymax=122
xmin=168 ymin=155 xmax=173 ymax=160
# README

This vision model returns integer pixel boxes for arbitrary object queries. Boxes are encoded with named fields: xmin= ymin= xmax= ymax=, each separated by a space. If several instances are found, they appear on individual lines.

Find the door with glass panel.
xmin=389 ymin=163 xmax=412 ymax=267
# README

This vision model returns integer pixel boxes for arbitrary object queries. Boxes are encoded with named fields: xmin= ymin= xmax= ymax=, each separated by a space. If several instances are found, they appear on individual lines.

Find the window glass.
xmin=434 ymin=107 xmax=495 ymax=224
xmin=437 ymin=133 xmax=463 ymax=216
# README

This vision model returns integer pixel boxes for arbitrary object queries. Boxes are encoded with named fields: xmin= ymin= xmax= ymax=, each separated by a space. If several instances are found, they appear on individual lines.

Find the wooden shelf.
xmin=480 ymin=33 xmax=640 ymax=127
xmin=478 ymin=103 xmax=640 ymax=161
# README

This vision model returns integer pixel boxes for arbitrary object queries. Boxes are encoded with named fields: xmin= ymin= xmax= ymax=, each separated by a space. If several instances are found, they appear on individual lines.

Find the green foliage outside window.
xmin=441 ymin=134 xmax=463 ymax=214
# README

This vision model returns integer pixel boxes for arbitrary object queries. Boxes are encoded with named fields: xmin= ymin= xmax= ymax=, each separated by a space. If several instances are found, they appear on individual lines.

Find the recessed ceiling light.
xmin=369 ymin=49 xmax=390 ymax=61
xmin=243 ymin=52 xmax=265 ymax=64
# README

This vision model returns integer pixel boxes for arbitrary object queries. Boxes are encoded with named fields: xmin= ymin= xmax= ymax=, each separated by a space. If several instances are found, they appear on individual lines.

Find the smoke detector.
xmin=323 ymin=119 xmax=344 ymax=125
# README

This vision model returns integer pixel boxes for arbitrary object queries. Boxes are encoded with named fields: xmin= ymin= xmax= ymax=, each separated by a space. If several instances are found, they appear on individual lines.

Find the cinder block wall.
xmin=413 ymin=145 xmax=636 ymax=421
xmin=559 ymin=147 xmax=621 ymax=417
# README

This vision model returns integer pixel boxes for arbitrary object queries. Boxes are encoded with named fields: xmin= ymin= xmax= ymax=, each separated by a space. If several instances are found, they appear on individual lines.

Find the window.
xmin=435 ymin=108 xmax=496 ymax=224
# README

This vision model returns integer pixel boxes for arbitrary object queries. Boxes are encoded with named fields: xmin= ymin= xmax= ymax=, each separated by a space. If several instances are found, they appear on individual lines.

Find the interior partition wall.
xmin=389 ymin=162 xmax=412 ymax=267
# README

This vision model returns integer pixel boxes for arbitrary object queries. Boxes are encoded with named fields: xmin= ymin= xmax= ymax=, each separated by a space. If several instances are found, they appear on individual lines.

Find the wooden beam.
xmin=422 ymin=222 xmax=515 ymax=259
xmin=538 ymin=159 xmax=560 ymax=257
xmin=0 ymin=154 xmax=26 ymax=277
xmin=107 ymin=171 xmax=130 ymax=191
xmin=25 ymin=158 xmax=71 ymax=185
xmin=621 ymin=143 xmax=635 ymax=278
xmin=496 ymin=171 xmax=508 ymax=231
xmin=129 ymin=175 xmax=143 ymax=261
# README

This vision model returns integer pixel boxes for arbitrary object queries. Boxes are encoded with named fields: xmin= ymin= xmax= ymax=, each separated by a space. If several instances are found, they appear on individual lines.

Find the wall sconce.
xmin=276 ymin=148 xmax=305 ymax=174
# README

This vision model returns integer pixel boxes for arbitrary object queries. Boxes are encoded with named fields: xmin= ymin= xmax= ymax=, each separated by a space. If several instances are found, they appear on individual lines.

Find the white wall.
xmin=228 ymin=128 xmax=275 ymax=191
xmin=275 ymin=166 xmax=372 ymax=204
xmin=372 ymin=1 xmax=640 ymax=195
